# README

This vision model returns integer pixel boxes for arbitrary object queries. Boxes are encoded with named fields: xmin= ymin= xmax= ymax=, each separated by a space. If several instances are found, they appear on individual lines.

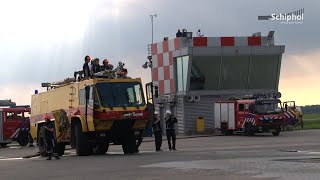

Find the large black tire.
xmin=92 ymin=142 xmax=109 ymax=155
xmin=272 ymin=127 xmax=281 ymax=136
xmin=0 ymin=143 xmax=8 ymax=148
xmin=221 ymin=123 xmax=233 ymax=136
xmin=70 ymin=126 xmax=76 ymax=149
xmin=121 ymin=132 xmax=137 ymax=154
xmin=17 ymin=132 xmax=29 ymax=146
xmin=75 ymin=123 xmax=91 ymax=156
xmin=54 ymin=143 xmax=66 ymax=156
xmin=245 ymin=123 xmax=255 ymax=136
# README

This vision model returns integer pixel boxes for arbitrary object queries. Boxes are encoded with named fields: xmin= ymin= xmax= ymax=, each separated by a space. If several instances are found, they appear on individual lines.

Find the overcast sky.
xmin=0 ymin=0 xmax=319 ymax=106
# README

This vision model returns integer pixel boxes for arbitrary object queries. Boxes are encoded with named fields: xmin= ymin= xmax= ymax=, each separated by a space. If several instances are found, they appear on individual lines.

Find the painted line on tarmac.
xmin=297 ymin=150 xmax=320 ymax=155
xmin=62 ymin=150 xmax=157 ymax=157
xmin=0 ymin=157 xmax=23 ymax=161
xmin=8 ymin=146 xmax=21 ymax=149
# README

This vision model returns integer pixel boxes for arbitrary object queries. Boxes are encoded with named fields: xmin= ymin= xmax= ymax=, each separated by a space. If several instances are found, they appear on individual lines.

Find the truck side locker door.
xmin=214 ymin=102 xmax=221 ymax=129
xmin=228 ymin=102 xmax=235 ymax=130
xmin=237 ymin=103 xmax=245 ymax=129
xmin=85 ymin=86 xmax=94 ymax=132
xmin=3 ymin=111 xmax=17 ymax=140
xmin=220 ymin=103 xmax=228 ymax=127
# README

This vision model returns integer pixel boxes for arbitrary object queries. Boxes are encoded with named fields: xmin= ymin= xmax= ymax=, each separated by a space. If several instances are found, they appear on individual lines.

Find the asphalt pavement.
xmin=1 ymin=130 xmax=320 ymax=180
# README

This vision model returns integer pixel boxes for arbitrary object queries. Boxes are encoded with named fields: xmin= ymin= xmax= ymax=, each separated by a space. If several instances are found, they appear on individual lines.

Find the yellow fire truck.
xmin=30 ymin=67 xmax=149 ymax=156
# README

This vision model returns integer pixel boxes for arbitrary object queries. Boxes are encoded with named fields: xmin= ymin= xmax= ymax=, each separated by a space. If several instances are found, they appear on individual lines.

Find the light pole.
xmin=149 ymin=14 xmax=157 ymax=118
xmin=150 ymin=14 xmax=157 ymax=44
xmin=142 ymin=14 xmax=157 ymax=137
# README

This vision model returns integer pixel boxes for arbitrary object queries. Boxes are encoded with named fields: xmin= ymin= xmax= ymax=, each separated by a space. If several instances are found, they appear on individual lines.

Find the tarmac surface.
xmin=1 ymin=130 xmax=320 ymax=180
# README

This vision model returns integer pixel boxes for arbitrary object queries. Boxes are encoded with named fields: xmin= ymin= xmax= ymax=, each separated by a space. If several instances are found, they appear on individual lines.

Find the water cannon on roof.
xmin=0 ymin=99 xmax=16 ymax=107
xmin=267 ymin=31 xmax=275 ymax=40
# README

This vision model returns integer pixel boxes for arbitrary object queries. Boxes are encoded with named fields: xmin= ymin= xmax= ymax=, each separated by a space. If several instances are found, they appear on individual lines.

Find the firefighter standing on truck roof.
xmin=91 ymin=58 xmax=102 ymax=75
xmin=83 ymin=55 xmax=91 ymax=79
xmin=165 ymin=110 xmax=177 ymax=151
xmin=43 ymin=115 xmax=60 ymax=160
xmin=153 ymin=111 xmax=162 ymax=151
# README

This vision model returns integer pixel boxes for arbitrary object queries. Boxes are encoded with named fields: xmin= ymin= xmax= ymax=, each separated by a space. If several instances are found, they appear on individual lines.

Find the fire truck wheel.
xmin=54 ymin=143 xmax=66 ymax=156
xmin=245 ymin=123 xmax=255 ymax=136
xmin=272 ymin=129 xmax=281 ymax=136
xmin=92 ymin=142 xmax=109 ymax=155
xmin=17 ymin=132 xmax=29 ymax=146
xmin=221 ymin=123 xmax=233 ymax=136
xmin=121 ymin=132 xmax=137 ymax=154
xmin=75 ymin=123 xmax=91 ymax=156
xmin=0 ymin=143 xmax=8 ymax=148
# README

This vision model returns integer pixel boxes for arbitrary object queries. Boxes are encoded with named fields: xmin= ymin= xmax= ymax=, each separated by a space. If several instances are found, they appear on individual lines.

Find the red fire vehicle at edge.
xmin=0 ymin=100 xmax=32 ymax=147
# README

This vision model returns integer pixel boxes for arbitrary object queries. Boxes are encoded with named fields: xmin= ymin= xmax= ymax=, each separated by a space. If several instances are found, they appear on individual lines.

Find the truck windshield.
xmin=95 ymin=82 xmax=145 ymax=108
xmin=255 ymin=100 xmax=282 ymax=114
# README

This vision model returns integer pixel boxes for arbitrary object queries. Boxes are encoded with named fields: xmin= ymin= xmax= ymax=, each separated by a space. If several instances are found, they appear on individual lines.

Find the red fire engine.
xmin=214 ymin=97 xmax=284 ymax=136
xmin=0 ymin=100 xmax=32 ymax=147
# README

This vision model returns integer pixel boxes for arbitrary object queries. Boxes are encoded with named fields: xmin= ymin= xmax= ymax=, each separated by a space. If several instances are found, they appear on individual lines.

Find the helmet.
xmin=85 ymin=55 xmax=91 ymax=61
xmin=103 ymin=59 xmax=109 ymax=64
xmin=165 ymin=110 xmax=171 ymax=114
xmin=44 ymin=114 xmax=51 ymax=120
xmin=154 ymin=111 xmax=159 ymax=115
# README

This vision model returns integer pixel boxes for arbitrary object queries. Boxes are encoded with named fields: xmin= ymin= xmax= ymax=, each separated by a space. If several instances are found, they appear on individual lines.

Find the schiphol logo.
xmin=258 ymin=8 xmax=304 ymax=25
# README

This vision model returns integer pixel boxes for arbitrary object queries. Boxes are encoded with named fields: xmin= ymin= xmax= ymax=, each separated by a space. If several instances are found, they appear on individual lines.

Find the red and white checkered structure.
xmin=151 ymin=36 xmax=273 ymax=95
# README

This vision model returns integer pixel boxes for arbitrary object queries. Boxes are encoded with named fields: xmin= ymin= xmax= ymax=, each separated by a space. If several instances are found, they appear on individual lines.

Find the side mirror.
xmin=85 ymin=86 xmax=90 ymax=100
xmin=249 ymin=104 xmax=255 ymax=113
xmin=154 ymin=85 xmax=159 ymax=98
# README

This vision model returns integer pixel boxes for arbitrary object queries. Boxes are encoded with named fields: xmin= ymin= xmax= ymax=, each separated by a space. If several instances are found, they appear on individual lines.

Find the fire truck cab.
xmin=0 ymin=100 xmax=31 ymax=147
xmin=214 ymin=97 xmax=284 ymax=136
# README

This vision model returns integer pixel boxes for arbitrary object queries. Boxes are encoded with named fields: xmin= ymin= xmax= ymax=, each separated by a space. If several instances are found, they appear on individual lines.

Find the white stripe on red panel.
xmin=207 ymin=37 xmax=221 ymax=46
xmin=169 ymin=65 xmax=174 ymax=79
xmin=164 ymin=79 xmax=171 ymax=94
xmin=168 ymin=39 xmax=175 ymax=51
xmin=235 ymin=37 xmax=248 ymax=46
xmin=163 ymin=52 xmax=169 ymax=66
xmin=157 ymin=42 xmax=163 ymax=54
xmin=152 ymin=55 xmax=158 ymax=68
xmin=158 ymin=67 xmax=164 ymax=81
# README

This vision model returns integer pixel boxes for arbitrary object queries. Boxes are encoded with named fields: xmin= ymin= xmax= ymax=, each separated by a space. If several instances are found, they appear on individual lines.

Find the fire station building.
xmin=151 ymin=31 xmax=285 ymax=135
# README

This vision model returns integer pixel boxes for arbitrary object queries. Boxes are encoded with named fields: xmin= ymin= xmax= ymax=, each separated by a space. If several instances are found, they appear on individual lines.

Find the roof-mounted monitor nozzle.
xmin=267 ymin=31 xmax=275 ymax=40
xmin=41 ymin=83 xmax=51 ymax=88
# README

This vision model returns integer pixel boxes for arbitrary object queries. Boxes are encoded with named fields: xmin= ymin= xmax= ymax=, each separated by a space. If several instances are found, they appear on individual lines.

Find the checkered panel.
xmin=151 ymin=38 xmax=181 ymax=95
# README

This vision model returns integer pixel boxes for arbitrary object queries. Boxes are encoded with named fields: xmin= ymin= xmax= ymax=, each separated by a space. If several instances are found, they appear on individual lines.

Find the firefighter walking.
xmin=43 ymin=115 xmax=60 ymax=160
xmin=153 ymin=111 xmax=162 ymax=151
xmin=165 ymin=110 xmax=177 ymax=151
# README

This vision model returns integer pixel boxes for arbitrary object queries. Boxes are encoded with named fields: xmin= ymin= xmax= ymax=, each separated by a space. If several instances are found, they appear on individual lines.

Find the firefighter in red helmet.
xmin=102 ymin=59 xmax=114 ymax=71
xmin=43 ymin=114 xmax=60 ymax=160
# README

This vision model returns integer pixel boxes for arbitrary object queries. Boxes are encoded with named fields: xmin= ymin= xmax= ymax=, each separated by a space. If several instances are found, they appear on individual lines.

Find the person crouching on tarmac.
xmin=153 ymin=111 xmax=162 ymax=151
xmin=43 ymin=115 xmax=60 ymax=160
xmin=165 ymin=110 xmax=177 ymax=151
